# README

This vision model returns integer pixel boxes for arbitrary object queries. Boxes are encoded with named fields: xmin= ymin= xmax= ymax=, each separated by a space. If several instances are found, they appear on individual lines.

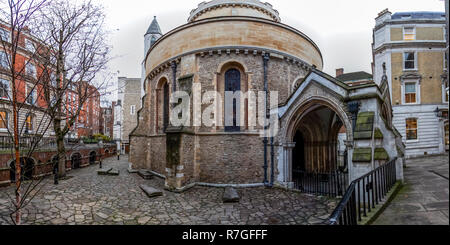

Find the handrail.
xmin=328 ymin=158 xmax=398 ymax=225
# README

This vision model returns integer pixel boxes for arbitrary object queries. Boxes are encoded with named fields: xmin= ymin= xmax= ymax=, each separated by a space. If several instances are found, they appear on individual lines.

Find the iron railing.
xmin=0 ymin=136 xmax=56 ymax=150
xmin=329 ymin=158 xmax=398 ymax=225
xmin=293 ymin=169 xmax=348 ymax=197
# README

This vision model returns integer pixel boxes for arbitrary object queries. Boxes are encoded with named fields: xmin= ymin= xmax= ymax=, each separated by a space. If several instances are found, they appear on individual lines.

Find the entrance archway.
xmin=71 ymin=153 xmax=82 ymax=169
xmin=281 ymin=97 xmax=353 ymax=191
xmin=89 ymin=151 xmax=97 ymax=164
xmin=9 ymin=158 xmax=35 ymax=183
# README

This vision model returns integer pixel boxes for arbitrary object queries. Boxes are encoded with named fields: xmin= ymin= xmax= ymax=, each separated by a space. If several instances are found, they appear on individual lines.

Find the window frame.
xmin=25 ymin=62 xmax=37 ymax=78
xmin=403 ymin=51 xmax=417 ymax=71
xmin=26 ymin=85 xmax=37 ymax=105
xmin=0 ymin=111 xmax=8 ymax=130
xmin=25 ymin=114 xmax=34 ymax=133
xmin=443 ymin=79 xmax=449 ymax=103
xmin=402 ymin=80 xmax=420 ymax=105
xmin=403 ymin=26 xmax=416 ymax=41
xmin=0 ymin=51 xmax=9 ymax=69
xmin=0 ymin=28 xmax=10 ymax=43
xmin=25 ymin=39 xmax=35 ymax=53
xmin=444 ymin=52 xmax=448 ymax=71
xmin=405 ymin=118 xmax=419 ymax=142
xmin=130 ymin=105 xmax=136 ymax=115
xmin=0 ymin=78 xmax=10 ymax=100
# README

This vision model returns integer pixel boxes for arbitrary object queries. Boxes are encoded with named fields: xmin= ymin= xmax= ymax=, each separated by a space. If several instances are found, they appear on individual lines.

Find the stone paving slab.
xmin=0 ymin=156 xmax=337 ymax=225
xmin=373 ymin=154 xmax=449 ymax=225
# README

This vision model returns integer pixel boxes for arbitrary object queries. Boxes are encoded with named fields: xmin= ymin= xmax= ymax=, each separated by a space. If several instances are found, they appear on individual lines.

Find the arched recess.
xmin=215 ymin=60 xmax=250 ymax=132
xmin=9 ymin=157 xmax=36 ymax=183
xmin=71 ymin=152 xmax=82 ymax=170
xmin=282 ymin=97 xmax=353 ymax=184
xmin=155 ymin=76 xmax=170 ymax=133
xmin=89 ymin=151 xmax=97 ymax=164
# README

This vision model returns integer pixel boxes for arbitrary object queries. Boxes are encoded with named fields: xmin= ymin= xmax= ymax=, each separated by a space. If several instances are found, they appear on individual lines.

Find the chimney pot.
xmin=336 ymin=68 xmax=344 ymax=77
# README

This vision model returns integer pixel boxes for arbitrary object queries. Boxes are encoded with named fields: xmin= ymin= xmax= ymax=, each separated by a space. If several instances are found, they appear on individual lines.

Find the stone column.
xmin=282 ymin=142 xmax=296 ymax=188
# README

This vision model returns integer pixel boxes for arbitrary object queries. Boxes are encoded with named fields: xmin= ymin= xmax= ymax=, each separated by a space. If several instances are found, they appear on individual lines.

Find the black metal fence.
xmin=0 ymin=136 xmax=56 ymax=150
xmin=293 ymin=169 xmax=349 ymax=197
xmin=328 ymin=158 xmax=398 ymax=225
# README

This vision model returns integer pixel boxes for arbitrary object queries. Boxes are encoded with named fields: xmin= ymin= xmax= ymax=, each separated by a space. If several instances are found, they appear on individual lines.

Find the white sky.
xmin=97 ymin=0 xmax=446 ymax=102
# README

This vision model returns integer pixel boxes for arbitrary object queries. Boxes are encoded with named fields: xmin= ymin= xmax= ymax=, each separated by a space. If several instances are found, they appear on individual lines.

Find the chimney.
xmin=336 ymin=68 xmax=344 ymax=77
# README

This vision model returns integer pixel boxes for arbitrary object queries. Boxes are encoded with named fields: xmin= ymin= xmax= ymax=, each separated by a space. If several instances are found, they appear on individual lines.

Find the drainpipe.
xmin=171 ymin=61 xmax=177 ymax=93
xmin=263 ymin=53 xmax=270 ymax=186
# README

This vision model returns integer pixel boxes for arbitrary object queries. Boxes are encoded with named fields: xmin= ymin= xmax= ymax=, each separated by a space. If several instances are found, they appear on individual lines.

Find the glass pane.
xmin=406 ymin=119 xmax=417 ymax=130
xmin=405 ymin=83 xmax=416 ymax=93
xmin=406 ymin=129 xmax=418 ymax=140
xmin=405 ymin=61 xmax=415 ymax=69
xmin=404 ymin=52 xmax=415 ymax=61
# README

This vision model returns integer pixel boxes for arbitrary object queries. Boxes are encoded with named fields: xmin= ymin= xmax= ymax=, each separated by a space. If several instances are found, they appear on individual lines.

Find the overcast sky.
xmin=96 ymin=0 xmax=446 ymax=102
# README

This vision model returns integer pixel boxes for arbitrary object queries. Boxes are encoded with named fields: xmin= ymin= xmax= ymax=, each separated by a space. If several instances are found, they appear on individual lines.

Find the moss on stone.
xmin=354 ymin=112 xmax=375 ymax=139
xmin=374 ymin=148 xmax=389 ymax=160
xmin=374 ymin=128 xmax=384 ymax=139
xmin=353 ymin=148 xmax=372 ymax=162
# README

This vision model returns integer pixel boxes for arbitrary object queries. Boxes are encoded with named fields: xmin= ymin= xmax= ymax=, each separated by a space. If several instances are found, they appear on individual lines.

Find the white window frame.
xmin=130 ymin=105 xmax=136 ymax=115
xmin=443 ymin=80 xmax=449 ymax=103
xmin=403 ymin=51 xmax=417 ymax=71
xmin=25 ymin=39 xmax=35 ymax=53
xmin=26 ymin=85 xmax=37 ymax=105
xmin=401 ymin=79 xmax=421 ymax=105
xmin=0 ymin=78 xmax=10 ymax=100
xmin=0 ymin=51 xmax=9 ymax=68
xmin=403 ymin=26 xmax=416 ymax=41
xmin=0 ymin=28 xmax=10 ymax=43
xmin=405 ymin=118 xmax=419 ymax=143
xmin=0 ymin=111 xmax=8 ymax=131
xmin=25 ymin=62 xmax=37 ymax=78
xmin=444 ymin=52 xmax=448 ymax=71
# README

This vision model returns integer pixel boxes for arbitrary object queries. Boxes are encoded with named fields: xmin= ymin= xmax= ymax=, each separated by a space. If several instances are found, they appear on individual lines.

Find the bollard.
xmin=54 ymin=165 xmax=59 ymax=185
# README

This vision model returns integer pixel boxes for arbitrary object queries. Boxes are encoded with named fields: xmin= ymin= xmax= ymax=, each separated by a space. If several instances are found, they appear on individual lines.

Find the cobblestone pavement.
xmin=0 ymin=156 xmax=337 ymax=225
xmin=373 ymin=154 xmax=449 ymax=225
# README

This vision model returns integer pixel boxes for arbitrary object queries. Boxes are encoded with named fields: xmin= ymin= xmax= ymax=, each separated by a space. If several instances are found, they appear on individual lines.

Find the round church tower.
xmin=131 ymin=0 xmax=324 ymax=191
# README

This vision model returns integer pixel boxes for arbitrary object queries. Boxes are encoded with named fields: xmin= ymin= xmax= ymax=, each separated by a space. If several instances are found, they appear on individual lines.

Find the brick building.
xmin=76 ymin=83 xmax=101 ymax=138
xmin=1 ymin=20 xmax=56 ymax=138
xmin=372 ymin=10 xmax=449 ymax=158
xmin=130 ymin=0 xmax=404 ymax=191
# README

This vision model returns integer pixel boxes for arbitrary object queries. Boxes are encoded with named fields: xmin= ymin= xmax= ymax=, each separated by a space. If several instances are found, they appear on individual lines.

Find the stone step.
xmin=138 ymin=170 xmax=154 ymax=180
xmin=223 ymin=187 xmax=240 ymax=203
xmin=97 ymin=168 xmax=113 ymax=175
xmin=140 ymin=185 xmax=163 ymax=198
xmin=97 ymin=168 xmax=119 ymax=176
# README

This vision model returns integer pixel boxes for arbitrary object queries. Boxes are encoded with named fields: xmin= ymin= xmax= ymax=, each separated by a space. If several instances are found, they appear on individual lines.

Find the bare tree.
xmin=34 ymin=0 xmax=111 ymax=178
xmin=0 ymin=0 xmax=51 ymax=225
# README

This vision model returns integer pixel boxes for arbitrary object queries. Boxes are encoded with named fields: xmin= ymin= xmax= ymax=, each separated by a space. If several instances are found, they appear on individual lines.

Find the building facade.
xmin=100 ymin=103 xmax=114 ymax=139
xmin=114 ymin=77 xmax=140 ymax=154
xmin=1 ymin=21 xmax=58 ymax=138
xmin=373 ymin=10 xmax=449 ymax=158
xmin=130 ymin=0 xmax=404 ymax=191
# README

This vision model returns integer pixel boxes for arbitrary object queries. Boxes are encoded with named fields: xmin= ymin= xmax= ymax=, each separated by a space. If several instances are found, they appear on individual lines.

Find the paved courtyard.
xmin=0 ymin=156 xmax=337 ymax=225
xmin=373 ymin=154 xmax=449 ymax=225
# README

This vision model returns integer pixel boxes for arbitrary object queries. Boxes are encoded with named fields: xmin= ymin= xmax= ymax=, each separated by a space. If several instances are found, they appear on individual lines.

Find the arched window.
xmin=156 ymin=77 xmax=170 ymax=133
xmin=225 ymin=68 xmax=241 ymax=132
xmin=163 ymin=82 xmax=169 ymax=131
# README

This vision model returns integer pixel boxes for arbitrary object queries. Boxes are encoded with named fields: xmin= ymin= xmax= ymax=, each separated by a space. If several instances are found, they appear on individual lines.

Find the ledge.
xmin=361 ymin=181 xmax=403 ymax=225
